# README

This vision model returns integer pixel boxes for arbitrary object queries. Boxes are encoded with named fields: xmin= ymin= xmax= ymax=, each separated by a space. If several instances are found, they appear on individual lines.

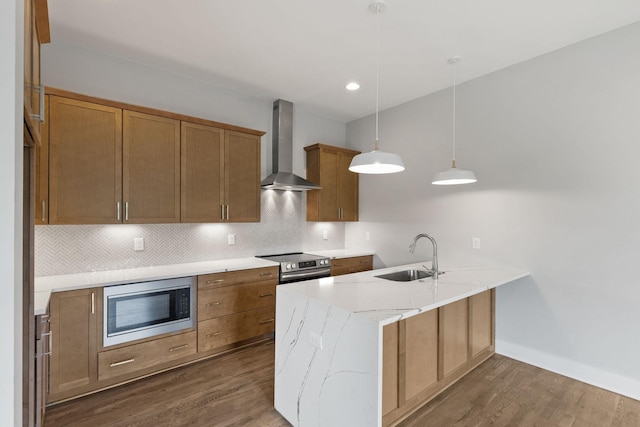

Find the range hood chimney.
xmin=261 ymin=99 xmax=321 ymax=191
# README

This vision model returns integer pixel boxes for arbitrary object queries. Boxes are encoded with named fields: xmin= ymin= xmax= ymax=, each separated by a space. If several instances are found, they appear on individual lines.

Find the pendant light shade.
xmin=349 ymin=0 xmax=405 ymax=175
xmin=432 ymin=56 xmax=476 ymax=185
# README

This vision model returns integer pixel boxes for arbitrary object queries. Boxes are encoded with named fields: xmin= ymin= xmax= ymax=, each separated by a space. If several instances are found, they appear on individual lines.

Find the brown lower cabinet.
xmin=46 ymin=266 xmax=278 ymax=404
xmin=331 ymin=255 xmax=373 ymax=276
xmin=382 ymin=289 xmax=495 ymax=427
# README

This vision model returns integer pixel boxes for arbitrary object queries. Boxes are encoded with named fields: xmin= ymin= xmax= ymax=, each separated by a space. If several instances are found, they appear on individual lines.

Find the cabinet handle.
xmin=226 ymin=205 xmax=230 ymax=220
xmin=169 ymin=344 xmax=189 ymax=352
xmin=40 ymin=314 xmax=50 ymax=322
xmin=259 ymin=318 xmax=275 ymax=324
xmin=259 ymin=293 xmax=274 ymax=298
xmin=259 ymin=272 xmax=273 ymax=277
xmin=116 ymin=201 xmax=121 ymax=221
xmin=42 ymin=331 xmax=52 ymax=356
xmin=360 ymin=260 xmax=370 ymax=264
xmin=91 ymin=292 xmax=95 ymax=315
xmin=205 ymin=301 xmax=222 ymax=307
xmin=30 ymin=84 xmax=45 ymax=123
xmin=110 ymin=358 xmax=135 ymax=367
xmin=41 ymin=200 xmax=46 ymax=222
xmin=206 ymin=332 xmax=223 ymax=338
xmin=125 ymin=202 xmax=129 ymax=221
xmin=206 ymin=279 xmax=224 ymax=285
xmin=221 ymin=205 xmax=225 ymax=220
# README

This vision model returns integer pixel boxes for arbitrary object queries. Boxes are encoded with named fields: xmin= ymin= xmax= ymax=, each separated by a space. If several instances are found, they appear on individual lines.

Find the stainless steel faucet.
xmin=409 ymin=234 xmax=439 ymax=279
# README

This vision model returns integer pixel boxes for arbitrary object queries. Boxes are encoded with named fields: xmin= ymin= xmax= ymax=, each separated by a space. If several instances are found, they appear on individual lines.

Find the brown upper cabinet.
xmin=123 ymin=111 xmax=181 ymax=223
xmin=305 ymin=143 xmax=360 ymax=222
xmin=49 ymin=96 xmax=123 ymax=224
xmin=35 ymin=95 xmax=49 ymax=225
xmin=181 ymin=124 xmax=260 ymax=223
xmin=42 ymin=88 xmax=264 ymax=224
xmin=24 ymin=0 xmax=50 ymax=146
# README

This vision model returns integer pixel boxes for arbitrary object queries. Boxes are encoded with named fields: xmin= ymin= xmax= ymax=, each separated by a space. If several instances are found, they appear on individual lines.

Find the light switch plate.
xmin=228 ymin=234 xmax=236 ymax=245
xmin=134 ymin=237 xmax=144 ymax=251
xmin=322 ymin=230 xmax=328 ymax=240
xmin=472 ymin=237 xmax=481 ymax=249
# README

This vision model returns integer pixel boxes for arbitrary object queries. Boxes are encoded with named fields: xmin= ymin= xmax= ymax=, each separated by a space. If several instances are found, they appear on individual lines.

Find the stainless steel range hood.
xmin=261 ymin=99 xmax=321 ymax=191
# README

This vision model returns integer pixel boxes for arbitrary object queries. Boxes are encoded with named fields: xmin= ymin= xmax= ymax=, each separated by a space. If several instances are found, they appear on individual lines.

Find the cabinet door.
xmin=439 ymin=298 xmax=469 ymax=378
xmin=337 ymin=151 xmax=359 ymax=221
xmin=35 ymin=95 xmax=49 ymax=224
xmin=48 ymin=288 xmax=100 ymax=400
xmin=123 ymin=111 xmax=181 ymax=223
xmin=224 ymin=131 xmax=260 ymax=222
xmin=181 ymin=122 xmax=224 ymax=222
xmin=49 ymin=97 xmax=123 ymax=224
xmin=469 ymin=290 xmax=494 ymax=357
xmin=402 ymin=309 xmax=438 ymax=401
xmin=318 ymin=148 xmax=339 ymax=221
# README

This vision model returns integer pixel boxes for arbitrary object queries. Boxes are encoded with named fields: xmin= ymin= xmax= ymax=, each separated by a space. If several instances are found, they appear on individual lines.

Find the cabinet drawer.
xmin=98 ymin=331 xmax=196 ymax=381
xmin=198 ymin=306 xmax=275 ymax=353
xmin=331 ymin=255 xmax=373 ymax=276
xmin=198 ymin=281 xmax=276 ymax=321
xmin=198 ymin=266 xmax=278 ymax=290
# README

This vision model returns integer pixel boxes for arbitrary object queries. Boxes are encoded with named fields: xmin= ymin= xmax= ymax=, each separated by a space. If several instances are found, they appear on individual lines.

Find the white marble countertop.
xmin=33 ymin=257 xmax=279 ymax=315
xmin=305 ymin=249 xmax=375 ymax=259
xmin=277 ymin=262 xmax=530 ymax=326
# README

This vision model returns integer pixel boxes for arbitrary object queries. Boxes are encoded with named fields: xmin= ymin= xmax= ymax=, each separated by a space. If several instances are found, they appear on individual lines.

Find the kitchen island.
xmin=274 ymin=263 xmax=529 ymax=427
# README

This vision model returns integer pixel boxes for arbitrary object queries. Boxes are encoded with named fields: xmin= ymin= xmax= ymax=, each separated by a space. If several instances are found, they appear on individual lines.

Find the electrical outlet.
xmin=309 ymin=332 xmax=323 ymax=350
xmin=472 ymin=237 xmax=481 ymax=249
xmin=134 ymin=237 xmax=144 ymax=251
xmin=365 ymin=231 xmax=370 ymax=241
xmin=228 ymin=234 xmax=236 ymax=245
xmin=322 ymin=230 xmax=328 ymax=240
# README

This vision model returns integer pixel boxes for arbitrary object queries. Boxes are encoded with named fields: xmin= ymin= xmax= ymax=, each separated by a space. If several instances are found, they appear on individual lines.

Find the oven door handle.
xmin=279 ymin=267 xmax=332 ymax=284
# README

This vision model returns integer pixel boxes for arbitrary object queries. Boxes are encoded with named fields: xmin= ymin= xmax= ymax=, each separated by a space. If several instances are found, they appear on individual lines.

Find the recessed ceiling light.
xmin=346 ymin=82 xmax=360 ymax=91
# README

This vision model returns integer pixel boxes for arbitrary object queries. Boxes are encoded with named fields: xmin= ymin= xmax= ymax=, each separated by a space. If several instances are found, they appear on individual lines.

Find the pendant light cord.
xmin=374 ymin=4 xmax=380 ymax=150
xmin=452 ymin=58 xmax=457 ymax=167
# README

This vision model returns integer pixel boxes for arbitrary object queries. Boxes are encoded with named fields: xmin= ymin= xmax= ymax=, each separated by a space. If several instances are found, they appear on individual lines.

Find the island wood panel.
xmin=402 ymin=309 xmax=438 ymax=401
xmin=48 ymin=288 xmax=100 ymax=400
xmin=224 ymin=131 xmax=261 ymax=222
xmin=48 ymin=96 xmax=122 ymax=224
xmin=197 ymin=306 xmax=276 ymax=353
xmin=439 ymin=298 xmax=469 ymax=378
xmin=180 ymin=122 xmax=224 ymax=222
xmin=198 ymin=280 xmax=276 ymax=321
xmin=469 ymin=290 xmax=494 ymax=357
xmin=122 ymin=110 xmax=181 ymax=223
xmin=382 ymin=322 xmax=399 ymax=416
xmin=35 ymin=95 xmax=49 ymax=224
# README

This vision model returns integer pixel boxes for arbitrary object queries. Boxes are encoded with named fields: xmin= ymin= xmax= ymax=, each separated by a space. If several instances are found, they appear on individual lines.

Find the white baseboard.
xmin=496 ymin=339 xmax=640 ymax=401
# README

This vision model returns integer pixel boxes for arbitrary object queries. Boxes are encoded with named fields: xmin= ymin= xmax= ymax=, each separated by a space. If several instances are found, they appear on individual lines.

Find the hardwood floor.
xmin=45 ymin=340 xmax=640 ymax=427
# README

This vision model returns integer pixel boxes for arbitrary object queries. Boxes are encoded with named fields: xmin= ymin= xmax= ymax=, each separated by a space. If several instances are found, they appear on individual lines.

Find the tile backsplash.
xmin=35 ymin=191 xmax=344 ymax=276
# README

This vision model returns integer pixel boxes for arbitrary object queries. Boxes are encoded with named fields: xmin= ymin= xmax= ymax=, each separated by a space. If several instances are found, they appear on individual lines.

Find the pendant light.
xmin=432 ymin=56 xmax=477 ymax=185
xmin=349 ymin=0 xmax=405 ymax=175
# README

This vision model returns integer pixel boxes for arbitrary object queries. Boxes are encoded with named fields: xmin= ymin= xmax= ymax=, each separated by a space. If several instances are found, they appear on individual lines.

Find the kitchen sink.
xmin=375 ymin=269 xmax=441 ymax=282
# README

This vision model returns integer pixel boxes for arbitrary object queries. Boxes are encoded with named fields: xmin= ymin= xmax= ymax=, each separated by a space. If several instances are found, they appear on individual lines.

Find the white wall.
xmin=1 ymin=0 xmax=22 ymax=424
xmin=346 ymin=23 xmax=640 ymax=399
xmin=38 ymin=42 xmax=347 ymax=275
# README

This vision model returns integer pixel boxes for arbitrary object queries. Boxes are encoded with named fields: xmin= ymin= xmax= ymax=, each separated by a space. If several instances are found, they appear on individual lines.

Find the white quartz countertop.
xmin=33 ymin=257 xmax=279 ymax=315
xmin=277 ymin=262 xmax=530 ymax=325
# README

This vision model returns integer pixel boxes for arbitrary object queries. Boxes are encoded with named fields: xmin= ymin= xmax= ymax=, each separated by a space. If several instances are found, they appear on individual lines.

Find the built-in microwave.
xmin=103 ymin=276 xmax=195 ymax=347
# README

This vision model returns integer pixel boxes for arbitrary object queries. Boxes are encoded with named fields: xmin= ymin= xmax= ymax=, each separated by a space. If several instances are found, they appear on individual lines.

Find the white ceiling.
xmin=48 ymin=0 xmax=640 ymax=122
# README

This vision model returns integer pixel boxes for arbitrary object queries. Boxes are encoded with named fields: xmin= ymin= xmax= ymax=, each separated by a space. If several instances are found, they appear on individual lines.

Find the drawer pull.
xmin=360 ymin=260 xmax=370 ymax=264
xmin=206 ymin=332 xmax=223 ymax=338
xmin=169 ymin=344 xmax=189 ymax=352
xmin=205 ymin=301 xmax=222 ymax=307
xmin=110 ymin=358 xmax=135 ymax=367
xmin=259 ymin=318 xmax=275 ymax=325
xmin=259 ymin=292 xmax=274 ymax=298
xmin=206 ymin=279 xmax=225 ymax=285
xmin=259 ymin=272 xmax=273 ymax=277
